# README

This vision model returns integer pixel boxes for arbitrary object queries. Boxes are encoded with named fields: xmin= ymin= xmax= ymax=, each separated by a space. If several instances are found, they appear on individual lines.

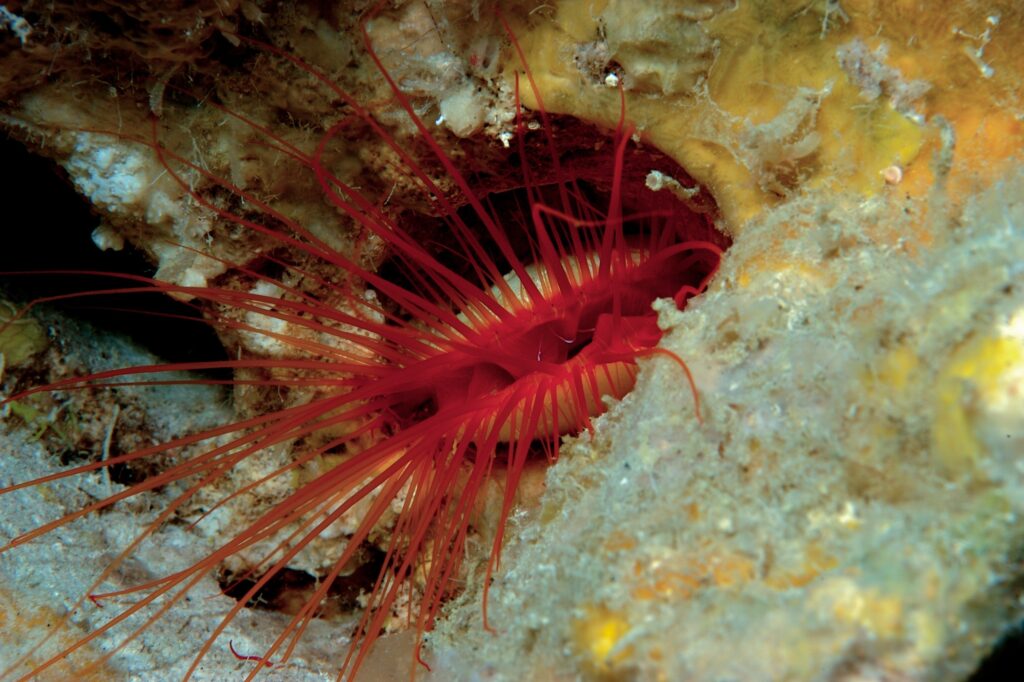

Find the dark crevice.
xmin=219 ymin=544 xmax=387 ymax=619
xmin=377 ymin=117 xmax=728 ymax=314
xmin=0 ymin=134 xmax=229 ymax=374
xmin=969 ymin=624 xmax=1023 ymax=681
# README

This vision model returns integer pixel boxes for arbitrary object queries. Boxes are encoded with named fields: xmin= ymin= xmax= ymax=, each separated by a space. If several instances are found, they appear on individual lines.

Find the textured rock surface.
xmin=434 ymin=166 xmax=1024 ymax=681
xmin=1 ymin=0 xmax=1022 ymax=680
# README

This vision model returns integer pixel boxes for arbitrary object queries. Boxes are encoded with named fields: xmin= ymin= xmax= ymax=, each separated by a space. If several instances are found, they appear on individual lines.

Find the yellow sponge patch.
xmin=932 ymin=334 xmax=1024 ymax=477
xmin=571 ymin=604 xmax=634 ymax=675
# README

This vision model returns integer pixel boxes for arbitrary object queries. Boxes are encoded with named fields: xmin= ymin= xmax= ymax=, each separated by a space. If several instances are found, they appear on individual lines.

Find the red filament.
xmin=0 ymin=5 xmax=727 ymax=680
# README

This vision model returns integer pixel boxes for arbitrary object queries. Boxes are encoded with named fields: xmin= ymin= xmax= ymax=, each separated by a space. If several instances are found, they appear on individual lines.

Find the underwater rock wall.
xmin=435 ymin=167 xmax=1024 ymax=680
xmin=432 ymin=2 xmax=1024 ymax=679
xmin=1 ymin=1 xmax=1022 ymax=680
